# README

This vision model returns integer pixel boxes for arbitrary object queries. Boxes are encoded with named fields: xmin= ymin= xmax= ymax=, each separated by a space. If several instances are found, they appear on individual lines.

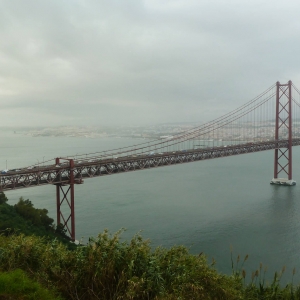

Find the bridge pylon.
xmin=55 ymin=158 xmax=82 ymax=241
xmin=271 ymin=80 xmax=296 ymax=186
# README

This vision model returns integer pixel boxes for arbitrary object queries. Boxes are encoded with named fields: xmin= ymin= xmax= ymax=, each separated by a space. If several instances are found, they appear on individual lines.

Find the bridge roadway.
xmin=1 ymin=138 xmax=300 ymax=191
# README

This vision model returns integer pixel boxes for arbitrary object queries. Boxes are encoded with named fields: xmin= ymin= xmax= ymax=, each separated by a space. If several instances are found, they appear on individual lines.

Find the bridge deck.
xmin=1 ymin=139 xmax=299 ymax=191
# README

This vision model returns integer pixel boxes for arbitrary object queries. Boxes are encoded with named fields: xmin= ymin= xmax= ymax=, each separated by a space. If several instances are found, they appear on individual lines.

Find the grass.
xmin=229 ymin=248 xmax=300 ymax=300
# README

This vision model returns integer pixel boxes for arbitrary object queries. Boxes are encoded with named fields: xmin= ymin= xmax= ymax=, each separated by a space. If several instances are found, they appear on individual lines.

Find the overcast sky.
xmin=1 ymin=0 xmax=300 ymax=127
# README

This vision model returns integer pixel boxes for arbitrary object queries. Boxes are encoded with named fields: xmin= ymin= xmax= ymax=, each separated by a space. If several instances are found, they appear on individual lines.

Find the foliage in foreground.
xmin=0 ymin=231 xmax=300 ymax=299
xmin=0 ymin=269 xmax=61 ymax=300
xmin=0 ymin=231 xmax=242 ymax=299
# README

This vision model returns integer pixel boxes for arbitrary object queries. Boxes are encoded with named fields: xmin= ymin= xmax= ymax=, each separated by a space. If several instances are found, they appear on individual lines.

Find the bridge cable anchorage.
xmin=270 ymin=80 xmax=296 ymax=186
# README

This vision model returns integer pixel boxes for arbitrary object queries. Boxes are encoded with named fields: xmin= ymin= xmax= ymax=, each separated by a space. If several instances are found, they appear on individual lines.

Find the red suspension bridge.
xmin=1 ymin=80 xmax=300 ymax=240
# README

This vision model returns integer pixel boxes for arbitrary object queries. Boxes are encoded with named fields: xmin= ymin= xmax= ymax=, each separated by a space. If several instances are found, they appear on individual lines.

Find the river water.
xmin=2 ymin=130 xmax=300 ymax=283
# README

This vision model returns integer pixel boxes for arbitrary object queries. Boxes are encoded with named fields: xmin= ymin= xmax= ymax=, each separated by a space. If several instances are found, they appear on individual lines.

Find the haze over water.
xmin=3 ymin=130 xmax=300 ymax=283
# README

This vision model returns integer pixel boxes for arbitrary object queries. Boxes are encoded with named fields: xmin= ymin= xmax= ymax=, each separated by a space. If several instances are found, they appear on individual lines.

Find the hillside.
xmin=0 ymin=193 xmax=74 ymax=248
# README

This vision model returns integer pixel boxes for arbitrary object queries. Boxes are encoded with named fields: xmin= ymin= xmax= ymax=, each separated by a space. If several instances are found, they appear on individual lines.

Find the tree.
xmin=55 ymin=223 xmax=69 ymax=239
xmin=14 ymin=197 xmax=54 ymax=229
xmin=0 ymin=192 xmax=8 ymax=204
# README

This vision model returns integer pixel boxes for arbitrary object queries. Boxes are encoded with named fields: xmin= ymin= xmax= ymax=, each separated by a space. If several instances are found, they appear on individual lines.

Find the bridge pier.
xmin=270 ymin=80 xmax=296 ymax=186
xmin=55 ymin=182 xmax=75 ymax=240
xmin=55 ymin=158 xmax=83 ymax=241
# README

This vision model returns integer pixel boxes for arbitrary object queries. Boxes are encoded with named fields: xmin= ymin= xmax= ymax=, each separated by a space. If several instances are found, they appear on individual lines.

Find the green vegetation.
xmin=1 ymin=193 xmax=300 ymax=299
xmin=0 ymin=193 xmax=72 ymax=248
xmin=14 ymin=197 xmax=54 ymax=229
xmin=0 ymin=193 xmax=8 ymax=205
xmin=0 ymin=269 xmax=61 ymax=300
xmin=0 ymin=231 xmax=299 ymax=299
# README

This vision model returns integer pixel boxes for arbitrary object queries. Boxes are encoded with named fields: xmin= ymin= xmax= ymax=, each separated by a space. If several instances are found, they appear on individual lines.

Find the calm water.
xmin=2 ymin=130 xmax=300 ymax=283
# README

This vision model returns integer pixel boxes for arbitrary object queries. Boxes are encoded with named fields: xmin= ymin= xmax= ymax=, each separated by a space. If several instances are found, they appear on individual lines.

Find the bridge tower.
xmin=271 ymin=80 xmax=296 ymax=186
xmin=55 ymin=158 xmax=77 ymax=241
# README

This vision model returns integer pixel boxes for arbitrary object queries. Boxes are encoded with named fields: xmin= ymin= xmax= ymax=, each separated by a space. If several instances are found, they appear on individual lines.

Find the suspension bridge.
xmin=1 ymin=80 xmax=300 ymax=240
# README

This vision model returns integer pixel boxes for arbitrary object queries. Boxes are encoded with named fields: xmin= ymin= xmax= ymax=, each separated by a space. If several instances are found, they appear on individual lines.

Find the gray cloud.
xmin=0 ymin=0 xmax=299 ymax=127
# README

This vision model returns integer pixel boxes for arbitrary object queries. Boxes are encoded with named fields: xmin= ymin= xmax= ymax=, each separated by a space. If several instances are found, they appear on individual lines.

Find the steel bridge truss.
xmin=3 ymin=141 xmax=298 ymax=191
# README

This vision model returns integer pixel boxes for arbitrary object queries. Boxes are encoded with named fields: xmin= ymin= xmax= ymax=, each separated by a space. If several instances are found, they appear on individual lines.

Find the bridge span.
xmin=0 ymin=139 xmax=300 ymax=191
xmin=1 ymin=80 xmax=300 ymax=240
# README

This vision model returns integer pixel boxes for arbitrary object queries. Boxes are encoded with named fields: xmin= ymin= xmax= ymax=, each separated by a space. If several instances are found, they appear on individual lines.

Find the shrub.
xmin=0 ymin=269 xmax=61 ymax=299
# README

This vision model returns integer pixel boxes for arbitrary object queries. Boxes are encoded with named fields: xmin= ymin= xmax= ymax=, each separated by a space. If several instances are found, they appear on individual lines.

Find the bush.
xmin=0 ymin=231 xmax=243 ymax=299
xmin=0 ymin=269 xmax=61 ymax=299
xmin=14 ymin=197 xmax=54 ymax=229
xmin=0 ymin=193 xmax=8 ymax=205
xmin=0 ymin=231 xmax=300 ymax=299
